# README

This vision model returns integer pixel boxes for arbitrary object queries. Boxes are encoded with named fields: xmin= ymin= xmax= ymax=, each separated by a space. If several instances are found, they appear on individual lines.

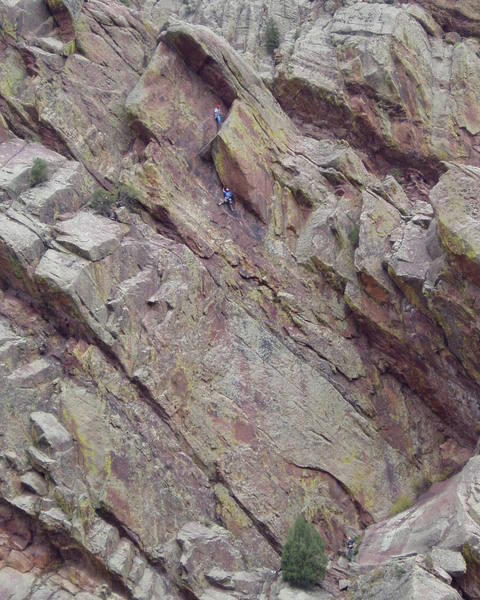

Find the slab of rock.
xmin=206 ymin=567 xmax=272 ymax=596
xmin=20 ymin=472 xmax=48 ymax=496
xmin=382 ymin=175 xmax=411 ymax=216
xmin=350 ymin=556 xmax=461 ymax=600
xmin=39 ymin=507 xmax=71 ymax=533
xmin=0 ymin=212 xmax=45 ymax=285
xmin=0 ymin=567 xmax=35 ymax=599
xmin=8 ymin=359 xmax=59 ymax=388
xmin=30 ymin=412 xmax=73 ymax=453
xmin=355 ymin=190 xmax=402 ymax=301
xmin=212 ymin=100 xmax=273 ymax=223
xmin=387 ymin=221 xmax=438 ymax=290
xmin=358 ymin=456 xmax=480 ymax=566
xmin=431 ymin=548 xmax=466 ymax=577
xmin=27 ymin=446 xmax=57 ymax=473
xmin=55 ymin=212 xmax=128 ymax=261
xmin=107 ymin=538 xmax=135 ymax=580
xmin=177 ymin=522 xmax=246 ymax=593
xmin=431 ymin=164 xmax=480 ymax=269
xmin=84 ymin=517 xmax=120 ymax=561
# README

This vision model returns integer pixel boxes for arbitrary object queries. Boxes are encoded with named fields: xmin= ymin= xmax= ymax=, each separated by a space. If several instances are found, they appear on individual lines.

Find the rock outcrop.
xmin=2 ymin=0 xmax=480 ymax=599
xmin=358 ymin=456 xmax=480 ymax=596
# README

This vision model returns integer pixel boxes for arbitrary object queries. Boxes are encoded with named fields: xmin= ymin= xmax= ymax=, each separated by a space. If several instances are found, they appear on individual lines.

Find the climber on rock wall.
xmin=214 ymin=104 xmax=222 ymax=130
xmin=218 ymin=187 xmax=233 ymax=211
xmin=346 ymin=537 xmax=355 ymax=562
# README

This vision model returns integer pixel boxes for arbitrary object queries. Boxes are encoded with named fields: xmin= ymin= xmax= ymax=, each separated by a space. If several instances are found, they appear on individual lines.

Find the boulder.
xmin=30 ymin=412 xmax=73 ymax=453
xmin=0 ymin=0 xmax=50 ymax=36
xmin=20 ymin=472 xmax=48 ymax=496
xmin=357 ymin=456 xmax=480 ymax=597
xmin=431 ymin=164 xmax=480 ymax=270
xmin=55 ymin=212 xmax=128 ymax=261
xmin=79 ymin=517 xmax=120 ymax=564
xmin=0 ymin=567 xmax=35 ymax=600
xmin=177 ymin=522 xmax=246 ymax=592
xmin=431 ymin=548 xmax=466 ymax=577
xmin=107 ymin=538 xmax=135 ymax=580
xmin=350 ymin=556 xmax=462 ymax=600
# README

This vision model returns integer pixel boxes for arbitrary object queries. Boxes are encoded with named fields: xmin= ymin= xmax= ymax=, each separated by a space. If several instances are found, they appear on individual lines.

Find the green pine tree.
xmin=30 ymin=158 xmax=48 ymax=187
xmin=265 ymin=18 xmax=280 ymax=55
xmin=281 ymin=516 xmax=328 ymax=588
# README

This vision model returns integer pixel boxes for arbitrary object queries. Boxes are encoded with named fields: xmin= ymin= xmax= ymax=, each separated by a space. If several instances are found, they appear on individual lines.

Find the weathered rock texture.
xmin=274 ymin=2 xmax=480 ymax=167
xmin=1 ymin=0 xmax=480 ymax=598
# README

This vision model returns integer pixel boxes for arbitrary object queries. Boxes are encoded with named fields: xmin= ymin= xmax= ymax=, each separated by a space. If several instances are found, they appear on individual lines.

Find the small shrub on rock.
xmin=30 ymin=158 xmax=48 ymax=187
xmin=117 ymin=184 xmax=143 ymax=212
xmin=88 ymin=189 xmax=117 ymax=217
xmin=389 ymin=495 xmax=413 ymax=517
xmin=281 ymin=515 xmax=328 ymax=588
xmin=394 ymin=564 xmax=406 ymax=578
xmin=413 ymin=474 xmax=433 ymax=497
xmin=388 ymin=167 xmax=403 ymax=183
xmin=266 ymin=18 xmax=280 ymax=55
xmin=348 ymin=224 xmax=360 ymax=249
xmin=424 ymin=553 xmax=434 ymax=571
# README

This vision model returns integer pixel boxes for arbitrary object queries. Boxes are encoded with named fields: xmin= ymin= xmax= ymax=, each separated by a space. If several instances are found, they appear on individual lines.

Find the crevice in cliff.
xmin=286 ymin=461 xmax=374 ymax=530
xmin=0 ymin=87 xmax=116 ymax=193
xmin=94 ymin=505 xmax=143 ymax=554
xmin=129 ymin=374 xmax=284 ymax=560
xmin=273 ymin=84 xmax=446 ymax=189
xmin=212 ymin=468 xmax=282 ymax=556
xmin=86 ymin=15 xmax=144 ymax=76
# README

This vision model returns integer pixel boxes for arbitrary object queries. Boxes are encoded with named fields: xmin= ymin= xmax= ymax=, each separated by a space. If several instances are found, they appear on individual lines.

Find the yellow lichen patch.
xmin=0 ymin=52 xmax=27 ymax=99
xmin=60 ymin=382 xmax=111 ymax=483
xmin=214 ymin=483 xmax=250 ymax=530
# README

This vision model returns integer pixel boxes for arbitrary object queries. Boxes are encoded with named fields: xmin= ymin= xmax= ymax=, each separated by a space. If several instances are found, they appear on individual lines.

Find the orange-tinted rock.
xmin=6 ymin=549 xmax=33 ymax=573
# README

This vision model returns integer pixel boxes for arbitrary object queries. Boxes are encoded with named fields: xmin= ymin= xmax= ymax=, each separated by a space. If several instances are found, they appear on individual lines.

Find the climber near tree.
xmin=214 ymin=104 xmax=222 ymax=130
xmin=346 ymin=536 xmax=355 ymax=562
xmin=218 ymin=187 xmax=234 ymax=211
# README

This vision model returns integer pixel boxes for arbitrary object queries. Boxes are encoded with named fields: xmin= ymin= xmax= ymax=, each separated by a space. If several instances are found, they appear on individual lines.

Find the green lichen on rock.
xmin=214 ymin=483 xmax=250 ymax=530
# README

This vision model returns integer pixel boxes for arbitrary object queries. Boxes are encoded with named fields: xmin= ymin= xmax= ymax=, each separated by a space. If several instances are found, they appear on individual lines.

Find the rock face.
xmin=140 ymin=0 xmax=317 ymax=67
xmin=1 ymin=0 xmax=480 ymax=599
xmin=274 ymin=2 xmax=480 ymax=166
xmin=357 ymin=456 xmax=480 ymax=597
xmin=350 ymin=555 xmax=463 ymax=600
xmin=358 ymin=457 xmax=480 ymax=565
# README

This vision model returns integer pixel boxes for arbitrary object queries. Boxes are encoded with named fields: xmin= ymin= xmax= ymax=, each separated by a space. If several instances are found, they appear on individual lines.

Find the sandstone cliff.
xmin=1 ymin=0 xmax=480 ymax=599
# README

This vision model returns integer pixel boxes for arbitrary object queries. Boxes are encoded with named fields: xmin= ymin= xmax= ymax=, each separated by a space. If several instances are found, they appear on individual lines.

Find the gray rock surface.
xmin=431 ymin=548 xmax=466 ymax=577
xmin=30 ymin=412 xmax=73 ymax=453
xmin=350 ymin=556 xmax=462 ymax=600
xmin=358 ymin=457 xmax=480 ymax=566
xmin=3 ymin=1 xmax=480 ymax=599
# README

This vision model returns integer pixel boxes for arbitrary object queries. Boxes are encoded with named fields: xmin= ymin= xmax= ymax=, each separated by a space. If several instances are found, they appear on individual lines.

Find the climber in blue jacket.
xmin=218 ymin=187 xmax=233 ymax=211
xmin=214 ymin=104 xmax=222 ymax=130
